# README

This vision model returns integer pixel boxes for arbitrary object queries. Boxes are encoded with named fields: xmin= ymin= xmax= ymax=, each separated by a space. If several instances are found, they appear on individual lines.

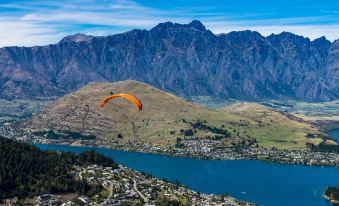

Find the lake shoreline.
xmin=324 ymin=195 xmax=339 ymax=204
xmin=18 ymin=127 xmax=338 ymax=167
xmin=34 ymin=139 xmax=339 ymax=167
xmin=35 ymin=143 xmax=339 ymax=206
xmin=326 ymin=128 xmax=339 ymax=142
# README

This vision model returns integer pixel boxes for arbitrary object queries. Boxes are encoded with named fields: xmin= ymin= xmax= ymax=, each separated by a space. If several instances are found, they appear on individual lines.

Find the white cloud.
xmin=0 ymin=0 xmax=338 ymax=47
xmin=22 ymin=12 xmax=160 ymax=27
xmin=205 ymin=22 xmax=339 ymax=41
xmin=0 ymin=18 xmax=66 ymax=47
xmin=0 ymin=0 xmax=163 ymax=46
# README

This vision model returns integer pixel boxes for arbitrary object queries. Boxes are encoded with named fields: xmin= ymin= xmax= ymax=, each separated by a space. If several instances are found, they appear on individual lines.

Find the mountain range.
xmin=0 ymin=20 xmax=338 ymax=102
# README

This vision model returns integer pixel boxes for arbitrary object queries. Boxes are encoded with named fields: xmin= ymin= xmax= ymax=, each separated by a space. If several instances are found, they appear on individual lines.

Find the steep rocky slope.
xmin=0 ymin=21 xmax=337 ymax=102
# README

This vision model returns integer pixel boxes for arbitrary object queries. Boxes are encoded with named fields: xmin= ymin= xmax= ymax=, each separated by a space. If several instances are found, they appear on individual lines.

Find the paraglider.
xmin=99 ymin=93 xmax=142 ymax=110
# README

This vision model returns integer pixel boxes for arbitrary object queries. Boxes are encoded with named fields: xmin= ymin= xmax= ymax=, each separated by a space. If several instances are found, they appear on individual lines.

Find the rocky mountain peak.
xmin=151 ymin=21 xmax=176 ymax=31
xmin=311 ymin=36 xmax=331 ymax=53
xmin=267 ymin=32 xmax=311 ymax=45
xmin=151 ymin=20 xmax=206 ymax=32
xmin=225 ymin=30 xmax=265 ymax=41
xmin=59 ymin=33 xmax=94 ymax=44
xmin=312 ymin=36 xmax=329 ymax=43
xmin=187 ymin=20 xmax=206 ymax=31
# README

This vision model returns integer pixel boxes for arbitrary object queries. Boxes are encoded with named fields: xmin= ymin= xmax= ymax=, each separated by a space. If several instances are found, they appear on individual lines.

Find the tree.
xmin=0 ymin=136 xmax=117 ymax=200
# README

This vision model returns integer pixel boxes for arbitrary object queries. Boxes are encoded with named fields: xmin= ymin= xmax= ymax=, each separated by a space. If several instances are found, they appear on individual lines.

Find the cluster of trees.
xmin=206 ymin=135 xmax=228 ymax=140
xmin=325 ymin=186 xmax=339 ymax=202
xmin=306 ymin=133 xmax=316 ymax=138
xmin=230 ymin=138 xmax=258 ymax=151
xmin=179 ymin=119 xmax=230 ymax=139
xmin=179 ymin=129 xmax=194 ymax=137
xmin=0 ymin=136 xmax=117 ymax=200
xmin=175 ymin=138 xmax=184 ymax=148
xmin=306 ymin=142 xmax=339 ymax=153
xmin=189 ymin=120 xmax=230 ymax=137
xmin=155 ymin=196 xmax=181 ymax=206
xmin=33 ymin=130 xmax=96 ymax=140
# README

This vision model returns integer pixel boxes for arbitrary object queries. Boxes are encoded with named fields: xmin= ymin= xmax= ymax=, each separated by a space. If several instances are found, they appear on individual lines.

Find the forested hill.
xmin=325 ymin=186 xmax=339 ymax=203
xmin=0 ymin=136 xmax=118 ymax=201
xmin=0 ymin=20 xmax=337 ymax=102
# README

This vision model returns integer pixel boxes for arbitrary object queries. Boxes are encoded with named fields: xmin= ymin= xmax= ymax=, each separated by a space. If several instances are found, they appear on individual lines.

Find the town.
xmin=1 ymin=124 xmax=338 ymax=167
xmin=6 ymin=164 xmax=254 ymax=206
xmin=128 ymin=139 xmax=339 ymax=167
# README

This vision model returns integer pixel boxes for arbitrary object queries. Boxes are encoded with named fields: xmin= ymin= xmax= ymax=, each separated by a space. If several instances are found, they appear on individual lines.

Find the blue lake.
xmin=35 ymin=143 xmax=339 ymax=206
xmin=328 ymin=128 xmax=339 ymax=142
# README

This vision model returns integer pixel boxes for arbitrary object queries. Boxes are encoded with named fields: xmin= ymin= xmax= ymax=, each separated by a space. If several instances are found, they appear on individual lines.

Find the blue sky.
xmin=0 ymin=0 xmax=339 ymax=46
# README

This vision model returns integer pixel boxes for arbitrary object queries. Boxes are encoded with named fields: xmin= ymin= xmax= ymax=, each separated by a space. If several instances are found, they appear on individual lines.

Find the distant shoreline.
xmin=324 ymin=194 xmax=339 ymax=204
xmin=32 ymin=140 xmax=339 ymax=168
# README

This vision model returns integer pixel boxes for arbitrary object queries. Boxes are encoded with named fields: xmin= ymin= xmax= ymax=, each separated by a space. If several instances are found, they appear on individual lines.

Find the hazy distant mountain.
xmin=0 ymin=20 xmax=338 ymax=102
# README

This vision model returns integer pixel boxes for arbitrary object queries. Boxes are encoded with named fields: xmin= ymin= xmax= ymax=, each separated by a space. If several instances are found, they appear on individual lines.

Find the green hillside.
xmin=21 ymin=80 xmax=326 ymax=150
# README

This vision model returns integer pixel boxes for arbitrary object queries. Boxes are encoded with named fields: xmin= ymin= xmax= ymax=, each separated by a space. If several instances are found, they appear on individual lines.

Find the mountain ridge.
xmin=0 ymin=20 xmax=338 ymax=102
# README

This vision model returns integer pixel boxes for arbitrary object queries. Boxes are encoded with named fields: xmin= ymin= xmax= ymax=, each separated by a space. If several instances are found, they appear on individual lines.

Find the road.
xmin=108 ymin=181 xmax=113 ymax=199
xmin=133 ymin=179 xmax=148 ymax=204
xmin=79 ymin=171 xmax=83 ymax=181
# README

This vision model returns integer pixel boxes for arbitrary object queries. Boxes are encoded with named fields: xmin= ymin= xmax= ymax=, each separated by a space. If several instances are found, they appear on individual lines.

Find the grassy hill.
xmin=259 ymin=100 xmax=339 ymax=131
xmin=21 ymin=80 xmax=326 ymax=150
xmin=222 ymin=103 xmax=325 ymax=149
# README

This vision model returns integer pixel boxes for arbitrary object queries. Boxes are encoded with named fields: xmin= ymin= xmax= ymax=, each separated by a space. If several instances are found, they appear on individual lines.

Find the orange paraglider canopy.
xmin=99 ymin=93 xmax=142 ymax=110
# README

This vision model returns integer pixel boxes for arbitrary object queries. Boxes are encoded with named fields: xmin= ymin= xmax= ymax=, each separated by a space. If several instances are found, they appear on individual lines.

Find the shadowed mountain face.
xmin=0 ymin=20 xmax=338 ymax=102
